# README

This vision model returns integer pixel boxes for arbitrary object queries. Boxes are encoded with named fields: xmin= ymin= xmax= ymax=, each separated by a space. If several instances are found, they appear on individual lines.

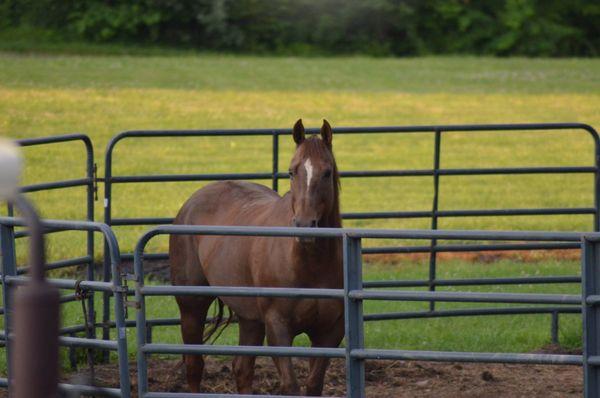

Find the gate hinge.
xmin=119 ymin=273 xmax=141 ymax=316
xmin=93 ymin=163 xmax=99 ymax=201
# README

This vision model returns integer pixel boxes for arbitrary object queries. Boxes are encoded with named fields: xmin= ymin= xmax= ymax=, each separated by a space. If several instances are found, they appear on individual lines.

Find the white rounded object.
xmin=0 ymin=138 xmax=22 ymax=201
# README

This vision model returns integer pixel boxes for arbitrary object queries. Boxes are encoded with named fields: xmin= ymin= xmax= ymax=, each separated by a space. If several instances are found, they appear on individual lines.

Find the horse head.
xmin=288 ymin=119 xmax=341 ymax=232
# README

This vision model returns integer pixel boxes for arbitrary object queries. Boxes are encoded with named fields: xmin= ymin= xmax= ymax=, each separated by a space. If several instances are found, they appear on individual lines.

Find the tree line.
xmin=1 ymin=0 xmax=598 ymax=56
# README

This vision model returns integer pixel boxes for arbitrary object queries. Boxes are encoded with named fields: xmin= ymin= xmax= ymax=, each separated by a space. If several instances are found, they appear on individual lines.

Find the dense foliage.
xmin=1 ymin=0 xmax=598 ymax=56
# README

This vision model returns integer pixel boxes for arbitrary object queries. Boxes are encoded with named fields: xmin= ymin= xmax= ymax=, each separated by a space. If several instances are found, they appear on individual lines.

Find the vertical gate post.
xmin=583 ymin=237 xmax=600 ymax=398
xmin=272 ymin=132 xmax=279 ymax=192
xmin=343 ymin=235 xmax=365 ymax=398
xmin=428 ymin=129 xmax=442 ymax=311
xmin=0 ymin=224 xmax=16 ymax=387
xmin=107 ymin=236 xmax=132 ymax=398
xmin=593 ymin=133 xmax=600 ymax=232
xmin=134 ymin=240 xmax=149 ymax=397
xmin=102 ymin=149 xmax=114 ymax=362
xmin=85 ymin=153 xmax=95 ymax=341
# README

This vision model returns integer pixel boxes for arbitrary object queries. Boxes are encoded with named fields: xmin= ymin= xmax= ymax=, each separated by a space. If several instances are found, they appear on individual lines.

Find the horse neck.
xmin=321 ymin=176 xmax=342 ymax=229
xmin=321 ymin=195 xmax=342 ymax=228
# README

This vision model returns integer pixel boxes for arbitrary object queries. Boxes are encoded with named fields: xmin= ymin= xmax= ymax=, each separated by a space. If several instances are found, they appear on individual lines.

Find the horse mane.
xmin=297 ymin=135 xmax=342 ymax=228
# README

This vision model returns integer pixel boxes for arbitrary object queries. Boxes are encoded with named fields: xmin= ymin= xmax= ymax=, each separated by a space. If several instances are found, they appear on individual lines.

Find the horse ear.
xmin=321 ymin=119 xmax=332 ymax=149
xmin=293 ymin=119 xmax=305 ymax=146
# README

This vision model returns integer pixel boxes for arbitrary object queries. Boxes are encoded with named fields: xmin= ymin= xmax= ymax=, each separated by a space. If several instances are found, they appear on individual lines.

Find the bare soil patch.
xmin=56 ymin=355 xmax=581 ymax=398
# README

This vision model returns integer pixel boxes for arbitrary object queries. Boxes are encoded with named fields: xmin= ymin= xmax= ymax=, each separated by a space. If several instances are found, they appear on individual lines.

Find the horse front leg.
xmin=233 ymin=318 xmax=265 ymax=394
xmin=306 ymin=314 xmax=345 ymax=396
xmin=265 ymin=312 xmax=301 ymax=395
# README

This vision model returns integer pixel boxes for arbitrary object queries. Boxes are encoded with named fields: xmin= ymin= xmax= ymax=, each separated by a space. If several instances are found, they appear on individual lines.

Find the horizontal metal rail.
xmin=20 ymin=178 xmax=93 ymax=193
xmin=0 ymin=292 xmax=79 ymax=318
xmin=351 ymin=349 xmax=582 ymax=365
xmin=142 ymin=344 xmax=345 ymax=358
xmin=5 ymin=275 xmax=115 ymax=293
xmin=121 ymin=252 xmax=168 ymax=262
xmin=364 ymin=306 xmax=581 ymax=321
xmin=59 ymin=336 xmax=119 ymax=350
xmin=141 ymin=285 xmax=344 ymax=299
xmin=586 ymin=356 xmax=600 ymax=366
xmin=0 ymin=378 xmax=123 ymax=397
xmin=362 ymin=242 xmax=580 ymax=253
xmin=347 ymin=208 xmax=596 ymax=219
xmin=140 ymin=344 xmax=582 ymax=365
xmin=58 ymin=383 xmax=123 ymax=398
xmin=16 ymin=255 xmax=92 ymax=275
xmin=110 ymin=207 xmax=596 ymax=226
xmin=586 ymin=295 xmax=600 ymax=305
xmin=136 ymin=224 xmax=587 ymax=241
xmin=363 ymin=275 xmax=581 ymax=288
xmin=16 ymin=133 xmax=93 ymax=148
xmin=107 ymin=123 xmax=599 ymax=141
xmin=349 ymin=290 xmax=581 ymax=305
xmin=0 ymin=217 xmax=117 ymax=243
xmin=109 ymin=166 xmax=597 ymax=185
xmin=14 ymin=226 xmax=86 ymax=238
xmin=141 ymin=284 xmax=579 ymax=305
xmin=2 ymin=330 xmax=121 ymax=351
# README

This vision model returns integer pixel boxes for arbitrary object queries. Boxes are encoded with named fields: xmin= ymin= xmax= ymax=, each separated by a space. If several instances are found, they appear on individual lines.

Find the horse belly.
xmin=301 ymin=298 xmax=344 ymax=335
xmin=197 ymin=235 xmax=263 ymax=320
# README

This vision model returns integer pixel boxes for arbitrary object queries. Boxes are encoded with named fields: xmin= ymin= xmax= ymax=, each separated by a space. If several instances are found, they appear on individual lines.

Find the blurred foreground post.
xmin=0 ymin=139 xmax=59 ymax=398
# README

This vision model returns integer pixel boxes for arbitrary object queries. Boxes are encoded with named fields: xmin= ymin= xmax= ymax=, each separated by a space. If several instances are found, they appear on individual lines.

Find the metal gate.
xmin=104 ymin=123 xmax=599 ymax=339
xmin=132 ymin=224 xmax=600 ymax=398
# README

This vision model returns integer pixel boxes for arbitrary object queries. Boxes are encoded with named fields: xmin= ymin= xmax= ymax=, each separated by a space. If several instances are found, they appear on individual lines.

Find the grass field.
xmin=1 ymin=54 xmax=599 ymax=258
xmin=0 ymin=52 xmax=599 ymax=371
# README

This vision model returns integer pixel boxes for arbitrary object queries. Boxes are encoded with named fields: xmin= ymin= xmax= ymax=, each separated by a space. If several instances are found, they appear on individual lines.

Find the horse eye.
xmin=288 ymin=170 xmax=294 ymax=179
xmin=323 ymin=169 xmax=332 ymax=178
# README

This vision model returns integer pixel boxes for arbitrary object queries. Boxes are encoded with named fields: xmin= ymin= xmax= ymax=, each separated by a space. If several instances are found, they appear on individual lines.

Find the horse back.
xmin=169 ymin=181 xmax=288 ymax=319
xmin=176 ymin=181 xmax=281 ymax=227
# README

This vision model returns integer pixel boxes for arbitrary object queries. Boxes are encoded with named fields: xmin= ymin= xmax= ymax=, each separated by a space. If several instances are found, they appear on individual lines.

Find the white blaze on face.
xmin=304 ymin=158 xmax=314 ymax=190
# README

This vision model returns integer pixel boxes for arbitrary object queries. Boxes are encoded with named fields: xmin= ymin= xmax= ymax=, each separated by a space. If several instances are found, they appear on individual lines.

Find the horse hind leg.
xmin=176 ymin=296 xmax=215 ymax=392
xmin=233 ymin=318 xmax=265 ymax=394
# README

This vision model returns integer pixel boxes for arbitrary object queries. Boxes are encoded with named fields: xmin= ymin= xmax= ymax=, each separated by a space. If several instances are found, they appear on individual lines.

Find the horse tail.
xmin=202 ymin=298 xmax=233 ymax=344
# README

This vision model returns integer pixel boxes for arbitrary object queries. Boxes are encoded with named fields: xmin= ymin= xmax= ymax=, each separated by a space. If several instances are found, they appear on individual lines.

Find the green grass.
xmin=0 ymin=52 xmax=598 ymax=371
xmin=0 ymin=53 xmax=598 ymax=259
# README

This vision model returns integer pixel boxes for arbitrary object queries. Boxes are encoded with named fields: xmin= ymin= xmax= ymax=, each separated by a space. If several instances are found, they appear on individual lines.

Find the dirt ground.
xmin=58 ymin=353 xmax=582 ymax=397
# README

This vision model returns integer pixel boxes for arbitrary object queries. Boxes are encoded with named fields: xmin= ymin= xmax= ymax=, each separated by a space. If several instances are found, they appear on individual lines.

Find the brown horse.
xmin=169 ymin=119 xmax=344 ymax=395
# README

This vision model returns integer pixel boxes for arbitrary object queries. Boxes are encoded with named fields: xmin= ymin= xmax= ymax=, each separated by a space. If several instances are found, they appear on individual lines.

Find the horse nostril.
xmin=310 ymin=220 xmax=318 ymax=228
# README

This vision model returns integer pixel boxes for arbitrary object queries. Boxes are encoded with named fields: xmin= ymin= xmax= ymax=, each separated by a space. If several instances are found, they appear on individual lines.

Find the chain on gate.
xmin=74 ymin=280 xmax=95 ymax=388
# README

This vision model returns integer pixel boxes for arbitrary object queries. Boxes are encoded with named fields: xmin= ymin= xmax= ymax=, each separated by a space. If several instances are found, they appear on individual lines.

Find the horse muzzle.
xmin=292 ymin=218 xmax=318 ymax=243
